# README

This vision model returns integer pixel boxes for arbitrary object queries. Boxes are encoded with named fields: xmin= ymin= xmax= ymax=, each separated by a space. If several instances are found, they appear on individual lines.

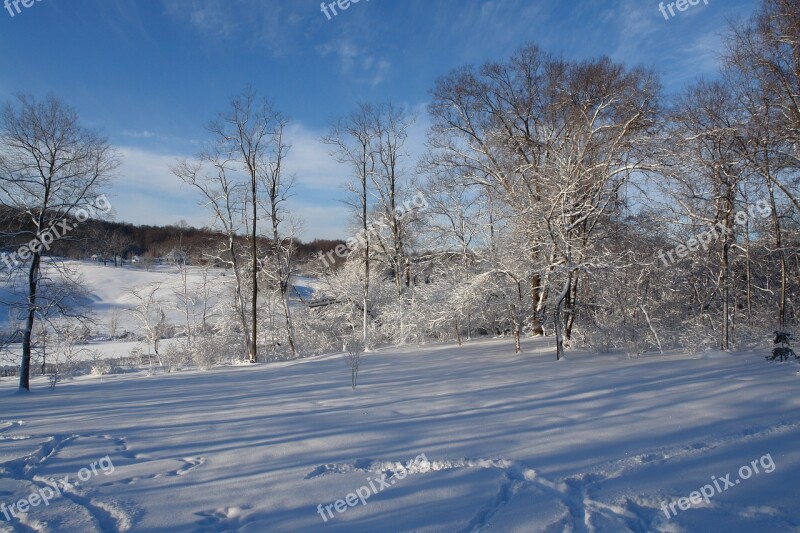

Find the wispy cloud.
xmin=111 ymin=132 xmax=357 ymax=239
xmin=121 ymin=130 xmax=157 ymax=139
xmin=162 ymin=0 xmax=240 ymax=39
xmin=108 ymin=147 xmax=205 ymax=228
xmin=316 ymin=39 xmax=392 ymax=87
xmin=160 ymin=0 xmax=314 ymax=56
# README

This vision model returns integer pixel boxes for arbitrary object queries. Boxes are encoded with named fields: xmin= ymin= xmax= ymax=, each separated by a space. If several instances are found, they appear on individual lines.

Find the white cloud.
xmin=285 ymin=123 xmax=350 ymax=191
xmin=121 ymin=130 xmax=157 ymax=139
xmin=286 ymin=203 xmax=352 ymax=241
xmin=116 ymin=147 xmax=189 ymax=196
xmin=109 ymin=139 xmax=355 ymax=239
xmin=108 ymin=147 xmax=205 ymax=228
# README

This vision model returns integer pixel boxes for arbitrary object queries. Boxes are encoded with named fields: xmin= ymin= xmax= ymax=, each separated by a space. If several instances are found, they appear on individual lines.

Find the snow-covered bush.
xmin=190 ymin=335 xmax=221 ymax=369
xmin=89 ymin=350 xmax=112 ymax=376
xmin=161 ymin=343 xmax=189 ymax=373
xmin=293 ymin=306 xmax=340 ymax=356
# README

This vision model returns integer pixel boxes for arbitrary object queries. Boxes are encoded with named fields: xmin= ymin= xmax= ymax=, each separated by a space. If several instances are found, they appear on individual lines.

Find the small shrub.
xmin=89 ymin=350 xmax=112 ymax=376
xmin=767 ymin=331 xmax=797 ymax=362
xmin=161 ymin=343 xmax=189 ymax=373
xmin=191 ymin=335 xmax=219 ymax=370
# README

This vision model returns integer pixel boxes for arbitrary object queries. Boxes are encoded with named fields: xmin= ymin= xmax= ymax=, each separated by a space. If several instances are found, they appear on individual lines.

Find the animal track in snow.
xmin=176 ymin=456 xmax=206 ymax=476
xmin=0 ymin=427 xmax=137 ymax=532
xmin=195 ymin=505 xmax=254 ymax=532
xmin=304 ymin=420 xmax=800 ymax=533
xmin=305 ymin=456 xmax=511 ymax=479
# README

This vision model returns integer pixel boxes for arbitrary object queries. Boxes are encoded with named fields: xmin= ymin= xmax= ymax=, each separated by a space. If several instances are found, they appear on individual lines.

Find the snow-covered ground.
xmin=0 ymin=261 xmax=319 ymax=362
xmin=1 ymin=337 xmax=798 ymax=532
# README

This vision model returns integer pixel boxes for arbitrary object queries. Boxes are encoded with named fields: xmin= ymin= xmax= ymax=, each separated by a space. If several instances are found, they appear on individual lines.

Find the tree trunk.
xmin=251 ymin=177 xmax=258 ymax=363
xmin=530 ymin=273 xmax=544 ymax=336
xmin=721 ymin=221 xmax=731 ymax=351
xmin=19 ymin=253 xmax=41 ymax=391
xmin=554 ymin=275 xmax=572 ymax=361
xmin=280 ymin=281 xmax=298 ymax=356
xmin=768 ymin=189 xmax=787 ymax=329
xmin=362 ymin=156 xmax=370 ymax=348
xmin=183 ymin=259 xmax=192 ymax=349
xmin=564 ymin=271 xmax=579 ymax=341
xmin=229 ymin=244 xmax=252 ymax=359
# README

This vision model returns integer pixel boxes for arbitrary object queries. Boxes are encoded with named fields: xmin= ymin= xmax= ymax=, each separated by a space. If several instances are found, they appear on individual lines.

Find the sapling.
xmin=767 ymin=331 xmax=797 ymax=362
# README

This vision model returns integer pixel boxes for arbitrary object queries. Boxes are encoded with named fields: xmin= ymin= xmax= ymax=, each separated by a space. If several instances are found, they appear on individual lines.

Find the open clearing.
xmin=2 ymin=338 xmax=798 ymax=532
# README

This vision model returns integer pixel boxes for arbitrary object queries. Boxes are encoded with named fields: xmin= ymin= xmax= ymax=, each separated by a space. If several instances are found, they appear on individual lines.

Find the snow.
xmin=1 ymin=337 xmax=798 ymax=532
xmin=0 ymin=261 xmax=319 ymax=362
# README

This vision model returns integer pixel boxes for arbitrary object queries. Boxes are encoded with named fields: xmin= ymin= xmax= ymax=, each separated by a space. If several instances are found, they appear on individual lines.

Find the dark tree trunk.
xmin=19 ymin=253 xmax=41 ymax=391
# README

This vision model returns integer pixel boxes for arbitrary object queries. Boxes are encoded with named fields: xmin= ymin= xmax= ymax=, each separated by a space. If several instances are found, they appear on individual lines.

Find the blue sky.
xmin=1 ymin=0 xmax=759 ymax=240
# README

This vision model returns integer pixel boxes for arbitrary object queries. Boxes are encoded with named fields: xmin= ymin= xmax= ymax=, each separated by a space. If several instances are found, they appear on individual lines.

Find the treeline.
xmin=0 ymin=206 xmax=344 ymax=265
xmin=312 ymin=0 xmax=800 ymax=358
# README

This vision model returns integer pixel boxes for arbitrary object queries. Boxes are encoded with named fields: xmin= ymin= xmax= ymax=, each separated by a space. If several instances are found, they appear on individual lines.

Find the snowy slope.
xmin=1 ymin=338 xmax=798 ymax=532
xmin=0 ymin=261 xmax=221 ymax=331
xmin=1 ymin=261 xmax=320 ymax=361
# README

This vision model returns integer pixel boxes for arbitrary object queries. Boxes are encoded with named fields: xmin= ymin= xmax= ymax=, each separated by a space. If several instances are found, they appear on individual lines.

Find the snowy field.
xmin=0 ymin=261 xmax=230 ymax=341
xmin=0 ymin=261 xmax=321 ymax=363
xmin=1 ymin=338 xmax=799 ymax=532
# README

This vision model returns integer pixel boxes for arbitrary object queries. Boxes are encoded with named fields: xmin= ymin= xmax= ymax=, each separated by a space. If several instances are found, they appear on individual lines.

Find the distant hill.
xmin=0 ymin=206 xmax=344 ymax=265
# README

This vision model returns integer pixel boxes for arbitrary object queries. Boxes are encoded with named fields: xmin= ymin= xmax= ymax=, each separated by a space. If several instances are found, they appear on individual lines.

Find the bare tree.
xmin=421 ymin=169 xmax=485 ymax=342
xmin=108 ymin=309 xmax=121 ymax=339
xmin=168 ymin=221 xmax=194 ymax=349
xmin=105 ymin=230 xmax=133 ymax=267
xmin=366 ymin=103 xmax=416 ymax=296
xmin=172 ymin=158 xmax=251 ymax=360
xmin=127 ymin=283 xmax=170 ymax=368
xmin=0 ymin=94 xmax=118 ymax=391
xmin=323 ymin=105 xmax=377 ymax=348
xmin=728 ymin=0 xmax=800 ymax=201
xmin=174 ymin=87 xmax=286 ymax=363
xmin=259 ymin=120 xmax=299 ymax=357
xmin=667 ymin=81 xmax=749 ymax=350
xmin=428 ymin=46 xmax=659 ymax=357
xmin=48 ymin=322 xmax=93 ymax=389
xmin=726 ymin=0 xmax=800 ymax=329
xmin=344 ymin=337 xmax=364 ymax=390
